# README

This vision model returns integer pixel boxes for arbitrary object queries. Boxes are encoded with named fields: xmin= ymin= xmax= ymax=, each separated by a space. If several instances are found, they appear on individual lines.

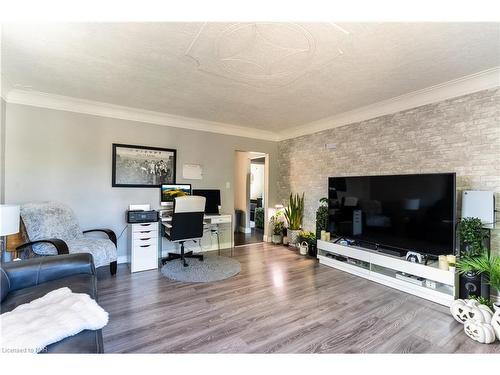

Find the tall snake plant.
xmin=284 ymin=193 xmax=304 ymax=230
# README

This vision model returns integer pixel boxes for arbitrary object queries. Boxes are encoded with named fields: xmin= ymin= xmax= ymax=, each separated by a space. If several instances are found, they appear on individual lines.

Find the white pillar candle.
xmin=446 ymin=255 xmax=456 ymax=264
xmin=438 ymin=255 xmax=449 ymax=271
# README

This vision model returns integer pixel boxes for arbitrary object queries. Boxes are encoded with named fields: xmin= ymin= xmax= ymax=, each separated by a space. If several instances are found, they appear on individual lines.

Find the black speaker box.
xmin=459 ymin=272 xmax=482 ymax=299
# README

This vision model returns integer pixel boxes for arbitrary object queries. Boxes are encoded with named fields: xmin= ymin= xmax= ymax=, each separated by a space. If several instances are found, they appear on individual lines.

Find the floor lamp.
xmin=0 ymin=204 xmax=20 ymax=263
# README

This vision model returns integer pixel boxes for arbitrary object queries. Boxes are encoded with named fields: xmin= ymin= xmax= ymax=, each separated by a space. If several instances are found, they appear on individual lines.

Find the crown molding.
xmin=4 ymin=67 xmax=499 ymax=143
xmin=277 ymin=67 xmax=500 ymax=141
xmin=4 ymin=89 xmax=280 ymax=141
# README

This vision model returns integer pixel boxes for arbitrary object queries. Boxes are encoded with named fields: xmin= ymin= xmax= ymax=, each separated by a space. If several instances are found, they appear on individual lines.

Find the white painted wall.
xmin=4 ymin=103 xmax=278 ymax=261
xmin=250 ymin=162 xmax=264 ymax=200
xmin=234 ymin=151 xmax=251 ymax=232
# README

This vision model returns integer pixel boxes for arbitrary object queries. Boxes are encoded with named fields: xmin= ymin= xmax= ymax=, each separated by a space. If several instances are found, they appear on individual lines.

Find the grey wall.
xmin=278 ymin=88 xmax=500 ymax=261
xmin=1 ymin=98 xmax=5 ymax=203
xmin=4 ymin=103 xmax=278 ymax=259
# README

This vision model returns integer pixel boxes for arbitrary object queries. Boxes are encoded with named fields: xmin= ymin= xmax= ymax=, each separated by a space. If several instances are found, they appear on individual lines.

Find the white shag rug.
xmin=1 ymin=287 xmax=108 ymax=353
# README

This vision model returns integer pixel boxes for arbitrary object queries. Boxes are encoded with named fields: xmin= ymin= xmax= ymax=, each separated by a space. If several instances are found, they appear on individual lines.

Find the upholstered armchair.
xmin=17 ymin=202 xmax=118 ymax=275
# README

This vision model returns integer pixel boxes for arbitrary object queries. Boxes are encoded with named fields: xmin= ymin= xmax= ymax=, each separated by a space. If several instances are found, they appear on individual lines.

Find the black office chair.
xmin=161 ymin=196 xmax=206 ymax=267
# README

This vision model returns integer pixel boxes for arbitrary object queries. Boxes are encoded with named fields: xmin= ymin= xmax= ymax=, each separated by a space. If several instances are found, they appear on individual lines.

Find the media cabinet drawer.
xmin=317 ymin=240 xmax=370 ymax=262
xmin=369 ymin=252 xmax=455 ymax=285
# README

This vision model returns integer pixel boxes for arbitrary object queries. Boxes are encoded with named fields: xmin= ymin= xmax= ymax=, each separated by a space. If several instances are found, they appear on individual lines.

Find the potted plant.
xmin=457 ymin=217 xmax=490 ymax=299
xmin=298 ymin=231 xmax=317 ymax=257
xmin=284 ymin=193 xmax=304 ymax=247
xmin=457 ymin=251 xmax=500 ymax=311
xmin=270 ymin=213 xmax=285 ymax=244
xmin=458 ymin=217 xmax=488 ymax=257
xmin=315 ymin=197 xmax=329 ymax=241
xmin=255 ymin=207 xmax=264 ymax=230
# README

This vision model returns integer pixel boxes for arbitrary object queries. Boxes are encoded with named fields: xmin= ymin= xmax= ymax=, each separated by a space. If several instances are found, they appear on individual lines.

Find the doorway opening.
xmin=234 ymin=151 xmax=269 ymax=246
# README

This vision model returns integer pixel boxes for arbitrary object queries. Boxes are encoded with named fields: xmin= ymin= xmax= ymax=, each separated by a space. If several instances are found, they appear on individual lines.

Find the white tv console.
xmin=317 ymin=240 xmax=458 ymax=306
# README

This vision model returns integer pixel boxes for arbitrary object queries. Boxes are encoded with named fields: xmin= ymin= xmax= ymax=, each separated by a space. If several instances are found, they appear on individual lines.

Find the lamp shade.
xmin=0 ymin=205 xmax=20 ymax=236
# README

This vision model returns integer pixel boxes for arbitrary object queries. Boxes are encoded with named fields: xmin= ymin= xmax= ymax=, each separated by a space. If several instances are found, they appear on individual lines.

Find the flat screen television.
xmin=328 ymin=173 xmax=456 ymax=257
xmin=192 ymin=189 xmax=221 ymax=214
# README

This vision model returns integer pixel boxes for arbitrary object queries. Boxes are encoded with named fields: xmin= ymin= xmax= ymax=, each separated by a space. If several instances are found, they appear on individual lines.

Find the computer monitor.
xmin=192 ymin=189 xmax=221 ymax=214
xmin=160 ymin=184 xmax=192 ymax=206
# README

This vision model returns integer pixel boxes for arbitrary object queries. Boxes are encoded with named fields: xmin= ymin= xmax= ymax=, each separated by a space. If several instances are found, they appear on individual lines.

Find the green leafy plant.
xmin=298 ymin=230 xmax=316 ymax=247
xmin=457 ymin=252 xmax=500 ymax=294
xmin=468 ymin=295 xmax=494 ymax=310
xmin=284 ymin=193 xmax=304 ymax=230
xmin=316 ymin=197 xmax=329 ymax=239
xmin=270 ymin=213 xmax=285 ymax=235
xmin=298 ymin=231 xmax=317 ymax=256
xmin=457 ymin=217 xmax=489 ymax=257
xmin=254 ymin=207 xmax=264 ymax=229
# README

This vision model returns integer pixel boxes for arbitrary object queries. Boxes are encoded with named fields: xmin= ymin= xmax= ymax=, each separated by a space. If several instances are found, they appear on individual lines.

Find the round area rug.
xmin=161 ymin=255 xmax=241 ymax=283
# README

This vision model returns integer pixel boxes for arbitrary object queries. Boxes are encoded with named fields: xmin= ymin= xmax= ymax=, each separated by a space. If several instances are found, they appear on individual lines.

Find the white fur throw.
xmin=1 ymin=287 xmax=108 ymax=353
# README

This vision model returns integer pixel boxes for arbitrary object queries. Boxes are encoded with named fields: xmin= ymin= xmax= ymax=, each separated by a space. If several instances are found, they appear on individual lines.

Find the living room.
xmin=1 ymin=1 xmax=499 ymax=373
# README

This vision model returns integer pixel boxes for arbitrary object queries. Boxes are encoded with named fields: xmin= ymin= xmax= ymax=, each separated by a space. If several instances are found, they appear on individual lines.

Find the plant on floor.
xmin=315 ymin=197 xmax=329 ymax=240
xmin=254 ymin=207 xmax=264 ymax=229
xmin=270 ymin=213 xmax=285 ymax=244
xmin=271 ymin=214 xmax=285 ymax=235
xmin=298 ymin=231 xmax=316 ymax=247
xmin=284 ymin=193 xmax=304 ymax=230
xmin=284 ymin=193 xmax=305 ymax=246
xmin=457 ymin=217 xmax=489 ymax=257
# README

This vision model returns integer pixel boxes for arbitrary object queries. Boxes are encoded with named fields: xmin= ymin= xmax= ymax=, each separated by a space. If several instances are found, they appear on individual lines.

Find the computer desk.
xmin=160 ymin=214 xmax=233 ymax=256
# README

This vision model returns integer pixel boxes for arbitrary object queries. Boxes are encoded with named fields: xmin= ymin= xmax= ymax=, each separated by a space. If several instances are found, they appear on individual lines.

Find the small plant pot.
xmin=287 ymin=229 xmax=301 ymax=247
xmin=298 ymin=241 xmax=308 ymax=255
xmin=271 ymin=234 xmax=282 ymax=245
xmin=308 ymin=243 xmax=317 ymax=257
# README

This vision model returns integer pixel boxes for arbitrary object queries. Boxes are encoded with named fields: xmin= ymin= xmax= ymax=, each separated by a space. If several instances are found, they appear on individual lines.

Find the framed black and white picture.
xmin=112 ymin=144 xmax=177 ymax=187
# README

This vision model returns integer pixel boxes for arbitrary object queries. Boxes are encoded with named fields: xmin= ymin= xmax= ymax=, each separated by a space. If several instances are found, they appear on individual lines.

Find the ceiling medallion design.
xmin=185 ymin=23 xmax=352 ymax=88
xmin=216 ymin=23 xmax=315 ymax=81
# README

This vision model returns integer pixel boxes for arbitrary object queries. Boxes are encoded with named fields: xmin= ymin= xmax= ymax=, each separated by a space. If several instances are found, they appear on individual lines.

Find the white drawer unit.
xmin=128 ymin=223 xmax=159 ymax=273
xmin=131 ymin=222 xmax=158 ymax=232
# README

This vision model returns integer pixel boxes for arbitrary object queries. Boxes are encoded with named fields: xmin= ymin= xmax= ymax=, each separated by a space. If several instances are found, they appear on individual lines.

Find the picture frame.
xmin=112 ymin=143 xmax=177 ymax=187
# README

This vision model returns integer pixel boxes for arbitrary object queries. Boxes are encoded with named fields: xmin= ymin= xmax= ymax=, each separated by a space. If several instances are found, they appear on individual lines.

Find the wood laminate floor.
xmin=97 ymin=243 xmax=500 ymax=353
xmin=234 ymin=227 xmax=264 ymax=246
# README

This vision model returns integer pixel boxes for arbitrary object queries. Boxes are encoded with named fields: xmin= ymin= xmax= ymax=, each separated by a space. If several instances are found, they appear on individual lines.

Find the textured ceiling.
xmin=2 ymin=22 xmax=500 ymax=131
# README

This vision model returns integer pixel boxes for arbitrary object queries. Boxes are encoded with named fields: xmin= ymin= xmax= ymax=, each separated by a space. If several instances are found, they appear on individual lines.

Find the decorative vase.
xmin=287 ymin=229 xmax=301 ymax=247
xmin=271 ymin=234 xmax=282 ymax=245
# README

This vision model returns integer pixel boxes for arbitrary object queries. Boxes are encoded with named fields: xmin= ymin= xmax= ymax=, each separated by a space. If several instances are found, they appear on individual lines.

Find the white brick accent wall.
xmin=277 ymin=88 xmax=500 ymax=261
